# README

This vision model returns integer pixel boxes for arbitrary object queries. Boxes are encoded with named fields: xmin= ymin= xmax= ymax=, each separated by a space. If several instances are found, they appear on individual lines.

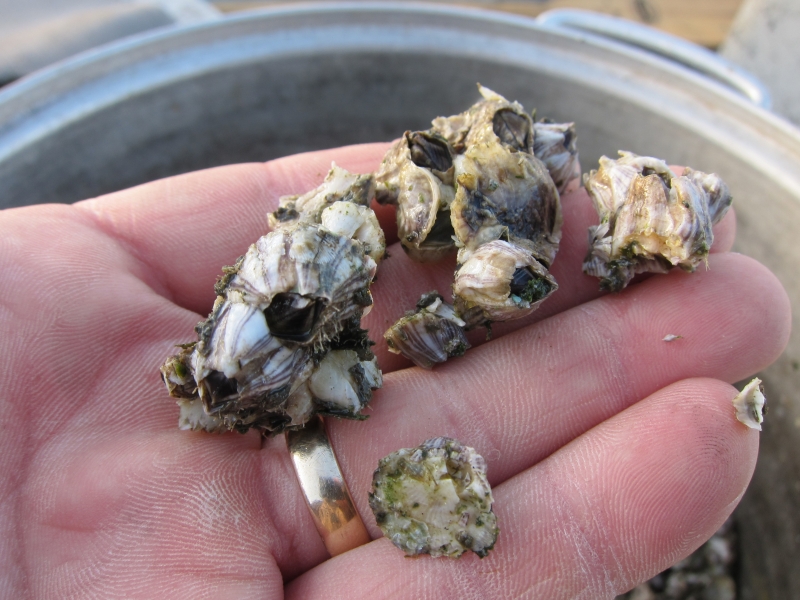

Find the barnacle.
xmin=374 ymin=131 xmax=456 ymax=262
xmin=384 ymin=292 xmax=470 ymax=369
xmin=583 ymin=151 xmax=732 ymax=291
xmin=161 ymin=166 xmax=383 ymax=435
xmin=369 ymin=437 xmax=498 ymax=558
xmin=453 ymin=240 xmax=557 ymax=325
xmin=381 ymin=85 xmax=567 ymax=366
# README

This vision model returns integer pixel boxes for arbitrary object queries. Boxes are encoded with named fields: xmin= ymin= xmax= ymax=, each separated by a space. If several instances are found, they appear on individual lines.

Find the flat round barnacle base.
xmin=369 ymin=437 xmax=498 ymax=558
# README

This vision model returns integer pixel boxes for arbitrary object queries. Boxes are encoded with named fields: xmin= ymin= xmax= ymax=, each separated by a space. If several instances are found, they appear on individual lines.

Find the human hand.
xmin=0 ymin=143 xmax=789 ymax=599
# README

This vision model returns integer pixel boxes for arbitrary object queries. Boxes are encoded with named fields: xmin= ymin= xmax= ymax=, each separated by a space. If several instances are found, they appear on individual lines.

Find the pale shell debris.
xmin=733 ymin=377 xmax=766 ymax=431
xmin=369 ymin=437 xmax=498 ymax=558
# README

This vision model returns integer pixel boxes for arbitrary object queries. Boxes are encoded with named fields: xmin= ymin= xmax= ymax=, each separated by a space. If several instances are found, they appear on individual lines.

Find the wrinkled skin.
xmin=0 ymin=143 xmax=790 ymax=599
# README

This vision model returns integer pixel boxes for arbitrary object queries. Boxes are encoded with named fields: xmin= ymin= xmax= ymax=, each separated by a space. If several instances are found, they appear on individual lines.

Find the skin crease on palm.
xmin=0 ymin=142 xmax=791 ymax=600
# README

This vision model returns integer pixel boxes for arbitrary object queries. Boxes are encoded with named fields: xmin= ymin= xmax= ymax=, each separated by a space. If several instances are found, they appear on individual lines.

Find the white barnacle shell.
xmin=733 ymin=377 xmax=766 ymax=431
xmin=384 ymin=291 xmax=470 ymax=369
xmin=177 ymin=398 xmax=226 ymax=433
xmin=583 ymin=151 xmax=732 ymax=291
xmin=268 ymin=163 xmax=374 ymax=230
xmin=374 ymin=131 xmax=457 ymax=262
xmin=453 ymin=240 xmax=557 ymax=323
xmin=533 ymin=119 xmax=581 ymax=194
xmin=369 ymin=437 xmax=498 ymax=558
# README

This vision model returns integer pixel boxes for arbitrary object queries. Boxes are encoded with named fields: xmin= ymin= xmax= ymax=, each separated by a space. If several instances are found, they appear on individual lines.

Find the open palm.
xmin=0 ymin=143 xmax=790 ymax=599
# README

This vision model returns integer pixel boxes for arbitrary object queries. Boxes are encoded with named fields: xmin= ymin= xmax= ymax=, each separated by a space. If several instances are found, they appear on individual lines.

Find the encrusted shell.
xmin=583 ymin=151 xmax=732 ymax=291
xmin=369 ymin=437 xmax=498 ymax=558
xmin=384 ymin=292 xmax=470 ymax=369
xmin=376 ymin=85 xmax=572 ymax=267
xmin=451 ymin=150 xmax=562 ymax=265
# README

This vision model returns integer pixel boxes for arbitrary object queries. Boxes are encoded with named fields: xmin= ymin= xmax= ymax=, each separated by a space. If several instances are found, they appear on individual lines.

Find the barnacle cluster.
xmin=378 ymin=85 xmax=576 ymax=367
xmin=583 ymin=152 xmax=732 ymax=291
xmin=369 ymin=437 xmax=498 ymax=558
xmin=160 ymin=165 xmax=385 ymax=435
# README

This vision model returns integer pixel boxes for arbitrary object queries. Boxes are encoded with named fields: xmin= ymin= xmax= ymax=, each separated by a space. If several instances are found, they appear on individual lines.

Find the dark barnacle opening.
xmin=407 ymin=131 xmax=453 ymax=173
xmin=264 ymin=292 xmax=326 ymax=343
xmin=422 ymin=209 xmax=456 ymax=248
xmin=561 ymin=126 xmax=573 ymax=149
xmin=492 ymin=108 xmax=532 ymax=152
xmin=641 ymin=166 xmax=672 ymax=188
xmin=326 ymin=317 xmax=376 ymax=361
xmin=204 ymin=369 xmax=239 ymax=406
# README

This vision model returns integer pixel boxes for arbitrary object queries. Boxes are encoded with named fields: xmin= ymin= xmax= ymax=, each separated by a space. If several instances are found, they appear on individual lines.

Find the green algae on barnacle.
xmin=160 ymin=166 xmax=384 ymax=435
xmin=582 ymin=151 xmax=732 ymax=291
xmin=369 ymin=437 xmax=498 ymax=558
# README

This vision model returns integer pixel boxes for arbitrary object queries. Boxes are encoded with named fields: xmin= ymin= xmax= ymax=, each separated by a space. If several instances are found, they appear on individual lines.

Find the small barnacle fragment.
xmin=161 ymin=167 xmax=384 ymax=435
xmin=583 ymin=151 xmax=732 ymax=291
xmin=733 ymin=377 xmax=766 ymax=431
xmin=384 ymin=291 xmax=470 ymax=369
xmin=369 ymin=437 xmax=498 ymax=558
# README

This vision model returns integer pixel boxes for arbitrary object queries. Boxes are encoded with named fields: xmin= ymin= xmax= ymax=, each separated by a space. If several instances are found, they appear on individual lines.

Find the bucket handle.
xmin=536 ymin=9 xmax=772 ymax=109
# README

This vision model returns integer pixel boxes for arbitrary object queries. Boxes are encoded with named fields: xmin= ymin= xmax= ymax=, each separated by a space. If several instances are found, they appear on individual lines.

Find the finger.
xmin=260 ymin=251 xmax=788 ymax=574
xmin=73 ymin=143 xmax=392 ymax=314
xmin=286 ymin=378 xmax=758 ymax=600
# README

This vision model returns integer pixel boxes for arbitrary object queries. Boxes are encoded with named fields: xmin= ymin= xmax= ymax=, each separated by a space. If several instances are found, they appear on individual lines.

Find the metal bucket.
xmin=0 ymin=4 xmax=797 ymax=597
